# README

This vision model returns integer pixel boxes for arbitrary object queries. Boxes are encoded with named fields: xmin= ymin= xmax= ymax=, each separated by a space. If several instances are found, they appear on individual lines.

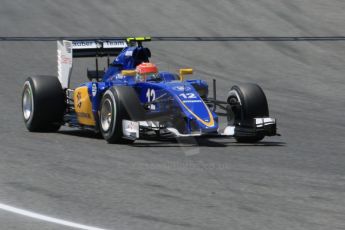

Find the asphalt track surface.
xmin=1 ymin=0 xmax=345 ymax=229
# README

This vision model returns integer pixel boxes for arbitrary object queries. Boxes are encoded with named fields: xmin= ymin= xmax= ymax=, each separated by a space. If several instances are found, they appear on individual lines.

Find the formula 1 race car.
xmin=22 ymin=37 xmax=277 ymax=144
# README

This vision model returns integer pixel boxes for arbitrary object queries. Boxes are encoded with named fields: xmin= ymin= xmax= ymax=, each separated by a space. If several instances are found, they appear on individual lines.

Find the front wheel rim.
xmin=23 ymin=85 xmax=33 ymax=121
xmin=100 ymin=98 xmax=113 ymax=132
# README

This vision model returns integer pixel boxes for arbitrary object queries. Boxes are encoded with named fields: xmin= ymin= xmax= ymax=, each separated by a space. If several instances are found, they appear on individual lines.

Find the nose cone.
xmin=167 ymin=82 xmax=218 ymax=133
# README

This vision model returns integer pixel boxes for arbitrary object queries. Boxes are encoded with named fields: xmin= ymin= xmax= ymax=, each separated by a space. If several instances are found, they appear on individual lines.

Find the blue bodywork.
xmin=81 ymin=46 xmax=218 ymax=135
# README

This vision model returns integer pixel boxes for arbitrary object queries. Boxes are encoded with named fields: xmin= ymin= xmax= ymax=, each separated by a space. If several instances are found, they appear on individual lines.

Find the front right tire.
xmin=228 ymin=83 xmax=269 ymax=143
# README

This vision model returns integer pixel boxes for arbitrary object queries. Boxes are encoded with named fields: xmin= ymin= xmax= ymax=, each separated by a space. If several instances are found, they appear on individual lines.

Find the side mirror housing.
xmin=121 ymin=70 xmax=137 ymax=76
xmin=179 ymin=68 xmax=193 ymax=81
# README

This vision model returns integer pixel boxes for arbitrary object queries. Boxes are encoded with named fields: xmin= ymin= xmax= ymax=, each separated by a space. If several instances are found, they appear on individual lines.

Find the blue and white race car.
xmin=22 ymin=37 xmax=277 ymax=143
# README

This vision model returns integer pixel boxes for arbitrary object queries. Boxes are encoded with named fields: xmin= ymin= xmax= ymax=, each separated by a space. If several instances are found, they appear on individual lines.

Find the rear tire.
xmin=22 ymin=76 xmax=65 ymax=132
xmin=99 ymin=87 xmax=135 ymax=144
xmin=228 ymin=83 xmax=269 ymax=143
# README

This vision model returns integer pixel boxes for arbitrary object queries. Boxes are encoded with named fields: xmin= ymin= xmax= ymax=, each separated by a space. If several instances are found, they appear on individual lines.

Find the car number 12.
xmin=179 ymin=93 xmax=197 ymax=99
xmin=146 ymin=89 xmax=156 ymax=110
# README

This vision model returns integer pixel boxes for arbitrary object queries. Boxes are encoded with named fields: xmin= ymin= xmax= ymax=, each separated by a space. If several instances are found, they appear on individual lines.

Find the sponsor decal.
xmin=126 ymin=121 xmax=137 ymax=130
xmin=61 ymin=55 xmax=72 ymax=64
xmin=182 ymin=100 xmax=202 ymax=103
xmin=76 ymin=112 xmax=91 ymax=119
xmin=172 ymin=86 xmax=191 ymax=91
xmin=76 ymin=92 xmax=82 ymax=108
xmin=125 ymin=50 xmax=133 ymax=57
xmin=72 ymin=41 xmax=97 ymax=49
xmin=92 ymin=83 xmax=97 ymax=97
xmin=104 ymin=40 xmax=127 ymax=48
xmin=72 ymin=40 xmax=126 ymax=50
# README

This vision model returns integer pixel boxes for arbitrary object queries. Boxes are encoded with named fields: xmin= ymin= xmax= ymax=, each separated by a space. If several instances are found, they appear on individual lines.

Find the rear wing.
xmin=57 ymin=39 xmax=128 ymax=88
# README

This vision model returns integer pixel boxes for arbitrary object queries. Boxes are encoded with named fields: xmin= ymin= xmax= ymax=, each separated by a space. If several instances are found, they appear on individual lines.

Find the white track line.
xmin=0 ymin=203 xmax=107 ymax=230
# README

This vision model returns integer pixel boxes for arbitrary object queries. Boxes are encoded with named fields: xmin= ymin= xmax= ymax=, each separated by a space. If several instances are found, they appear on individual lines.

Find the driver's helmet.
xmin=135 ymin=62 xmax=158 ymax=82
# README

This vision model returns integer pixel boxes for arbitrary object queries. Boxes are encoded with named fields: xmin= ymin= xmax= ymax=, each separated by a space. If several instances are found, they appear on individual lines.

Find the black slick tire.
xmin=228 ymin=83 xmax=269 ymax=143
xmin=99 ymin=87 xmax=135 ymax=144
xmin=22 ymin=76 xmax=65 ymax=132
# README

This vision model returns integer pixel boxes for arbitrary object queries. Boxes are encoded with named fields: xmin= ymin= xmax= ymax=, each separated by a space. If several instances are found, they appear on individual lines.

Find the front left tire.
xmin=99 ymin=87 xmax=134 ymax=144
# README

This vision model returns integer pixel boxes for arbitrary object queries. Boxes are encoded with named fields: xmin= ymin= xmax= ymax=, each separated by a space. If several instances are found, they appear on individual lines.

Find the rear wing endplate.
xmin=57 ymin=39 xmax=127 ymax=89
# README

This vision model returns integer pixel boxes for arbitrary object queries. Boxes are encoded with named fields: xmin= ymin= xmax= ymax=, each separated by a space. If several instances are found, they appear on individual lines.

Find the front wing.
xmin=122 ymin=117 xmax=277 ymax=140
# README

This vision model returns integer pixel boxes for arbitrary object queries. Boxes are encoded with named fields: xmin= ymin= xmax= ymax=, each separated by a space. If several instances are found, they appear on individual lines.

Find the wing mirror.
xmin=121 ymin=70 xmax=137 ymax=76
xmin=179 ymin=68 xmax=193 ymax=81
